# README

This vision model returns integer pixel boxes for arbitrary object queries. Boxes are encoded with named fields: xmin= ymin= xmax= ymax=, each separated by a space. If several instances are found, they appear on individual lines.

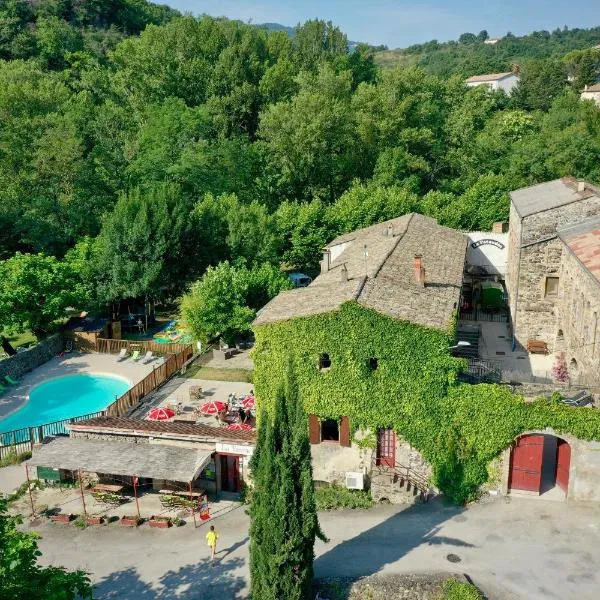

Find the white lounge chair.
xmin=117 ymin=348 xmax=129 ymax=361
xmin=142 ymin=350 xmax=154 ymax=364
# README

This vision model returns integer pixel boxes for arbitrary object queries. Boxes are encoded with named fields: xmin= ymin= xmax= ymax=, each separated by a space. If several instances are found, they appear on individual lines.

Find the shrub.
xmin=315 ymin=484 xmax=374 ymax=510
xmin=441 ymin=579 xmax=484 ymax=600
xmin=0 ymin=451 xmax=32 ymax=467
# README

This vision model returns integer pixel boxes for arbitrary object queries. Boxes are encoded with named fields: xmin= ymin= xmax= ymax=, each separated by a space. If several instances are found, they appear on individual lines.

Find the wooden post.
xmin=189 ymin=481 xmax=197 ymax=528
xmin=25 ymin=464 xmax=35 ymax=518
xmin=78 ymin=469 xmax=87 ymax=516
xmin=133 ymin=475 xmax=140 ymax=518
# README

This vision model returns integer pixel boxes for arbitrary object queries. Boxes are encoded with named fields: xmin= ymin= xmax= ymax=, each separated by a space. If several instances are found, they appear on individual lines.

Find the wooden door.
xmin=376 ymin=428 xmax=396 ymax=467
xmin=555 ymin=439 xmax=571 ymax=493
xmin=220 ymin=455 xmax=241 ymax=492
xmin=509 ymin=435 xmax=544 ymax=493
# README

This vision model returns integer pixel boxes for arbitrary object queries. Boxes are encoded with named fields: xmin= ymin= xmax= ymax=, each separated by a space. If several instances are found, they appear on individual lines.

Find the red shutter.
xmin=308 ymin=415 xmax=320 ymax=445
xmin=339 ymin=416 xmax=351 ymax=447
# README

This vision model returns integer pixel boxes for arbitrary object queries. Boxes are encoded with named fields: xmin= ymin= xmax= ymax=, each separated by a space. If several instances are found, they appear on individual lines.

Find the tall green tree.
xmin=0 ymin=498 xmax=92 ymax=600
xmin=249 ymin=367 xmax=326 ymax=600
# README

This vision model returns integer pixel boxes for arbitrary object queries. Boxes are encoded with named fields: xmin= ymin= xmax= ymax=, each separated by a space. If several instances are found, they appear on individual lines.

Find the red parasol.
xmin=199 ymin=401 xmax=227 ymax=415
xmin=147 ymin=407 xmax=175 ymax=421
xmin=242 ymin=395 xmax=255 ymax=409
xmin=226 ymin=423 xmax=253 ymax=431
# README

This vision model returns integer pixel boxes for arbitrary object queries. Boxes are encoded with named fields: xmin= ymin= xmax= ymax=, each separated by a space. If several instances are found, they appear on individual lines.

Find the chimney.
xmin=413 ymin=254 xmax=425 ymax=286
xmin=386 ymin=223 xmax=394 ymax=237
xmin=320 ymin=249 xmax=331 ymax=274
xmin=340 ymin=263 xmax=348 ymax=282
xmin=492 ymin=222 xmax=507 ymax=233
xmin=577 ymin=180 xmax=586 ymax=193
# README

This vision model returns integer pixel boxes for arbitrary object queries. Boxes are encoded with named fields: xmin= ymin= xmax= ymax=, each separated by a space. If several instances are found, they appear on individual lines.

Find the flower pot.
xmin=149 ymin=516 xmax=172 ymax=528
xmin=51 ymin=513 xmax=74 ymax=523
xmin=85 ymin=516 xmax=105 ymax=525
xmin=120 ymin=515 xmax=142 ymax=527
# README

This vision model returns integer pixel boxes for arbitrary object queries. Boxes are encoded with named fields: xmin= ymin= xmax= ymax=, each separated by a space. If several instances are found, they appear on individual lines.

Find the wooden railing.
xmin=102 ymin=343 xmax=194 ymax=417
xmin=95 ymin=338 xmax=192 ymax=357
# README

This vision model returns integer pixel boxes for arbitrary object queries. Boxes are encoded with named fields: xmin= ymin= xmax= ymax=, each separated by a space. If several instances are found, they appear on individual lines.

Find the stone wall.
xmin=556 ymin=248 xmax=600 ymax=382
xmin=0 ymin=333 xmax=63 ymax=381
xmin=507 ymin=193 xmax=600 ymax=351
xmin=310 ymin=441 xmax=365 ymax=484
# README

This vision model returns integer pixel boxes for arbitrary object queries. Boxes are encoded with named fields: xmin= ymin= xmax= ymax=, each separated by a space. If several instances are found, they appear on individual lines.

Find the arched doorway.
xmin=508 ymin=434 xmax=571 ymax=498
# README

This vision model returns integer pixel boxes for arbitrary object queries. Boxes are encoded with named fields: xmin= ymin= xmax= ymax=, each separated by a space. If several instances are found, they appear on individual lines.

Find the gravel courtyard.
xmin=29 ymin=495 xmax=600 ymax=600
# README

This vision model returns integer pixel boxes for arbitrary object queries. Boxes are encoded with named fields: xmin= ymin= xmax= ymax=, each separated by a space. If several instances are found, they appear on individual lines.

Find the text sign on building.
xmin=471 ymin=239 xmax=505 ymax=249
xmin=216 ymin=442 xmax=254 ymax=457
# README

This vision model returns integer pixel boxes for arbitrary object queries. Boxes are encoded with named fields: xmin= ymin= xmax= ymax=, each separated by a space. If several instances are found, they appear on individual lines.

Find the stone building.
xmin=580 ymin=83 xmax=600 ymax=106
xmin=465 ymin=72 xmax=519 ymax=94
xmin=506 ymin=178 xmax=600 ymax=361
xmin=253 ymin=213 xmax=467 ymax=502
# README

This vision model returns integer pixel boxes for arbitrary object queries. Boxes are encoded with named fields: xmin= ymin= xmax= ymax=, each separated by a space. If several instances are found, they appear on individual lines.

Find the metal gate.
xmin=376 ymin=428 xmax=396 ymax=467
xmin=555 ymin=439 xmax=571 ymax=493
xmin=509 ymin=435 xmax=544 ymax=493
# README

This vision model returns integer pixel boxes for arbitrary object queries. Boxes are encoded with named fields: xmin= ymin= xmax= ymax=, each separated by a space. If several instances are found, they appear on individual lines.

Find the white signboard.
xmin=216 ymin=442 xmax=255 ymax=457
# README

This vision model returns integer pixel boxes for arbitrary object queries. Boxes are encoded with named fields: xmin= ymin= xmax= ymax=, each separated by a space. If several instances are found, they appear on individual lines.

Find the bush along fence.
xmin=0 ymin=340 xmax=194 ymax=460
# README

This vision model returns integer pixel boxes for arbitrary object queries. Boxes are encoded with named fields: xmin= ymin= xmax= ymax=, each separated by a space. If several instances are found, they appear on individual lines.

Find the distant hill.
xmin=254 ymin=22 xmax=363 ymax=50
xmin=375 ymin=26 xmax=600 ymax=77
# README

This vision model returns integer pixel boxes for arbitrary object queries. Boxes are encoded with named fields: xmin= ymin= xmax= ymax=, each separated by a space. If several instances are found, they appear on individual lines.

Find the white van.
xmin=289 ymin=272 xmax=313 ymax=288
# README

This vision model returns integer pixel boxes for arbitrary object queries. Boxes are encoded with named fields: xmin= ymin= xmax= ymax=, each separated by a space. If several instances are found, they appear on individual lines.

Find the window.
xmin=368 ymin=357 xmax=379 ymax=371
xmin=321 ymin=419 xmax=339 ymax=442
xmin=544 ymin=276 xmax=559 ymax=297
xmin=318 ymin=353 xmax=331 ymax=371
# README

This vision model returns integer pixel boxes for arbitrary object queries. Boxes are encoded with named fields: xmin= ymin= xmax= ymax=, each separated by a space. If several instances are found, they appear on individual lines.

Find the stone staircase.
xmin=370 ymin=463 xmax=434 ymax=505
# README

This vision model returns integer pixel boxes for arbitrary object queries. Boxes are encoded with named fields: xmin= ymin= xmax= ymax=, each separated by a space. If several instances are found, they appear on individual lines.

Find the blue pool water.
xmin=0 ymin=373 xmax=131 ymax=434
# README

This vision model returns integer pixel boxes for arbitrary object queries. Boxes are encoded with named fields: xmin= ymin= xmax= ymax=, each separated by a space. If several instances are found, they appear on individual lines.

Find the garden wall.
xmin=0 ymin=334 xmax=63 ymax=381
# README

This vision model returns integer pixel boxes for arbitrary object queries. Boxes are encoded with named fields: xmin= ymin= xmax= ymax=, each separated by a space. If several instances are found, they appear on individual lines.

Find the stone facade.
xmin=506 ymin=185 xmax=600 ymax=353
xmin=0 ymin=333 xmax=63 ymax=381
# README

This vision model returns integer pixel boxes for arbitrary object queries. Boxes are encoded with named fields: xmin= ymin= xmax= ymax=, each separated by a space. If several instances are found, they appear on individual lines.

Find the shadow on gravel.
xmin=315 ymin=498 xmax=471 ymax=581
xmin=95 ymin=555 xmax=246 ymax=600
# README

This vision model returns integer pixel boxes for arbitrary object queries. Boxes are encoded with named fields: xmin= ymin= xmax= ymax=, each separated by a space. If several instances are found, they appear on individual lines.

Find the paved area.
xmin=204 ymin=349 xmax=253 ymax=371
xmin=30 ymin=496 xmax=600 ymax=600
xmin=0 ymin=352 xmax=160 ymax=421
xmin=0 ymin=464 xmax=27 ymax=494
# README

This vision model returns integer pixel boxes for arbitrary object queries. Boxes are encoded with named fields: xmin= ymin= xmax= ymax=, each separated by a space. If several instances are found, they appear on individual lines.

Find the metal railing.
xmin=372 ymin=459 xmax=432 ymax=500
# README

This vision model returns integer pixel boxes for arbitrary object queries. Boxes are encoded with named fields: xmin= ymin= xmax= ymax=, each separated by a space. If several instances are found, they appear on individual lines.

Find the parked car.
xmin=289 ymin=272 xmax=312 ymax=288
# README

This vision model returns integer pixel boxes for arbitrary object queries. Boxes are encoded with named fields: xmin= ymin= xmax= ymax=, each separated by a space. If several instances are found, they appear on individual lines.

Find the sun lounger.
xmin=142 ymin=351 xmax=154 ymax=364
xmin=4 ymin=375 xmax=18 ymax=385
xmin=131 ymin=350 xmax=141 ymax=362
xmin=117 ymin=348 xmax=129 ymax=361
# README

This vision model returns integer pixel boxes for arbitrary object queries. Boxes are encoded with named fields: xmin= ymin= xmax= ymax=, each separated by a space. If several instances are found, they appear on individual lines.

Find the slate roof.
xmin=510 ymin=178 xmax=599 ymax=218
xmin=466 ymin=72 xmax=513 ymax=83
xmin=582 ymin=84 xmax=600 ymax=92
xmin=254 ymin=213 xmax=467 ymax=330
xmin=558 ymin=215 xmax=600 ymax=287
xmin=68 ymin=416 xmax=255 ymax=443
xmin=28 ymin=437 xmax=211 ymax=482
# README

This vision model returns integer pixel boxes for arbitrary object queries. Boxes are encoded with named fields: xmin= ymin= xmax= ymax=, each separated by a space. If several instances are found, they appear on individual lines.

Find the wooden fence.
xmin=95 ymin=338 xmax=192 ymax=357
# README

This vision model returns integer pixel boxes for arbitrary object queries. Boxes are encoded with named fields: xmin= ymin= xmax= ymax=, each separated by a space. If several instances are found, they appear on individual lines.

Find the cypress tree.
xmin=249 ymin=366 xmax=326 ymax=600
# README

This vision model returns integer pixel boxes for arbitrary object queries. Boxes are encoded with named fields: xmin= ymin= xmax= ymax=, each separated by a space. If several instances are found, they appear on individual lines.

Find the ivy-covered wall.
xmin=253 ymin=300 xmax=600 ymax=503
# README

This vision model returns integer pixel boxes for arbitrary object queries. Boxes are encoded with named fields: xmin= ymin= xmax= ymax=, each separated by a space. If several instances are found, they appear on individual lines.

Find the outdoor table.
xmin=92 ymin=484 xmax=124 ymax=493
xmin=159 ymin=489 xmax=205 ymax=499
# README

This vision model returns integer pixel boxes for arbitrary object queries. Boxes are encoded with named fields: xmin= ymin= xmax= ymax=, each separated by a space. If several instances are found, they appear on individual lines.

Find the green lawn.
xmin=1 ymin=329 xmax=37 ymax=351
xmin=183 ymin=365 xmax=253 ymax=383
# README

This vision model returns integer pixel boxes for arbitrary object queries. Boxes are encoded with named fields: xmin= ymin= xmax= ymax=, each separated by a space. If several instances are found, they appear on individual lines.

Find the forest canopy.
xmin=0 ymin=1 xmax=599 ymax=337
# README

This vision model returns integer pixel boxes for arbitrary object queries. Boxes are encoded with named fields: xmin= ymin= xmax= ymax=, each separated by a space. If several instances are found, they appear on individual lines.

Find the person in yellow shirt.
xmin=206 ymin=525 xmax=219 ymax=562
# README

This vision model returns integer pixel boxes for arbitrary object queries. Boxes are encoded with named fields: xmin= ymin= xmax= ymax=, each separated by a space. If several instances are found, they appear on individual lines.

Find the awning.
xmin=28 ymin=438 xmax=211 ymax=483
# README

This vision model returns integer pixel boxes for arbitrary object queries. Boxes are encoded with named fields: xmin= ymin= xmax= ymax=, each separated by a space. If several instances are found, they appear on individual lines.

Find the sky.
xmin=163 ymin=0 xmax=599 ymax=48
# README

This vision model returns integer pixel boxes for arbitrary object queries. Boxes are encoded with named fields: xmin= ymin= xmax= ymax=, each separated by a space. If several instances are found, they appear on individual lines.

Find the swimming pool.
xmin=0 ymin=373 xmax=131 ymax=434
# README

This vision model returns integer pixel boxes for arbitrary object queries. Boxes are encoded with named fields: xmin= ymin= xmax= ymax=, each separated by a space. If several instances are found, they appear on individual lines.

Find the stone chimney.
xmin=413 ymin=254 xmax=425 ymax=286
xmin=492 ymin=222 xmax=507 ymax=233
xmin=577 ymin=180 xmax=586 ymax=193
xmin=340 ymin=263 xmax=348 ymax=282
xmin=386 ymin=223 xmax=394 ymax=237
xmin=320 ymin=249 xmax=331 ymax=274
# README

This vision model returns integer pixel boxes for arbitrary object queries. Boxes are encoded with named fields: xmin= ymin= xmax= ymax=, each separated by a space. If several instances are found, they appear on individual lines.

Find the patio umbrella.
xmin=199 ymin=401 xmax=227 ymax=415
xmin=147 ymin=407 xmax=175 ymax=421
xmin=226 ymin=423 xmax=253 ymax=432
xmin=242 ymin=395 xmax=255 ymax=409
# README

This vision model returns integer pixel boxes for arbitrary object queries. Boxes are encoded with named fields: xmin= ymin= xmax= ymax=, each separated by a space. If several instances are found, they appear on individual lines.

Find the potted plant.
xmin=50 ymin=513 xmax=74 ymax=523
xmin=85 ymin=515 xmax=105 ymax=525
xmin=149 ymin=515 xmax=172 ymax=528
xmin=120 ymin=515 xmax=142 ymax=527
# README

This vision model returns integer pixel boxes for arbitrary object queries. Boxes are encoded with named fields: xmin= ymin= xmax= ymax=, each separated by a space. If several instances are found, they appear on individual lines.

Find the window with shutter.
xmin=339 ymin=416 xmax=351 ymax=447
xmin=308 ymin=414 xmax=320 ymax=444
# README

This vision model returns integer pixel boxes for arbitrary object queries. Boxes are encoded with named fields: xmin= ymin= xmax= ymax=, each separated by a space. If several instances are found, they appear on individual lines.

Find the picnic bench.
xmin=527 ymin=339 xmax=549 ymax=354
xmin=92 ymin=484 xmax=124 ymax=494
xmin=159 ymin=489 xmax=205 ymax=499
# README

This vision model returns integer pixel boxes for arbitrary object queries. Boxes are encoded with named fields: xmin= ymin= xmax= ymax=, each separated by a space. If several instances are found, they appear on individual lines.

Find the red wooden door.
xmin=221 ymin=455 xmax=241 ymax=493
xmin=509 ymin=435 xmax=544 ymax=492
xmin=555 ymin=439 xmax=571 ymax=493
xmin=376 ymin=428 xmax=396 ymax=467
